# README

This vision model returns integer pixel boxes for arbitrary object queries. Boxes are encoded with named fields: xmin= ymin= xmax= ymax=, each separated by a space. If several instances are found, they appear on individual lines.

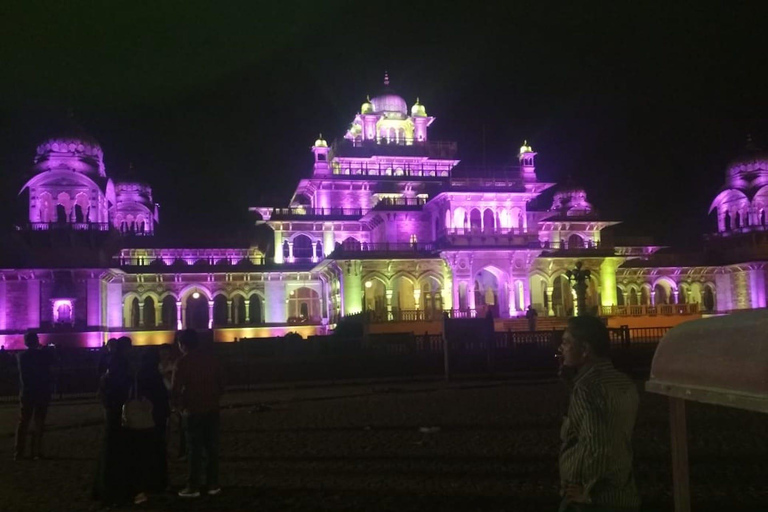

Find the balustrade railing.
xmin=25 ymin=222 xmax=111 ymax=232
xmin=600 ymin=303 xmax=700 ymax=317
xmin=270 ymin=207 xmax=366 ymax=218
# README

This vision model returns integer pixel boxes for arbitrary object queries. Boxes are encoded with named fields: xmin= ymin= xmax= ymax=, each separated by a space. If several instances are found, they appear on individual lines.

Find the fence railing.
xmin=0 ymin=325 xmax=670 ymax=398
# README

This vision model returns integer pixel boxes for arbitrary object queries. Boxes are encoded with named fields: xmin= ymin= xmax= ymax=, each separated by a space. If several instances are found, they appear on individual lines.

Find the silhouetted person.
xmin=557 ymin=316 xmax=639 ymax=511
xmin=173 ymin=329 xmax=224 ymax=498
xmin=159 ymin=343 xmax=186 ymax=458
xmin=14 ymin=331 xmax=54 ymax=460
xmin=93 ymin=336 xmax=133 ymax=506
xmin=130 ymin=348 xmax=171 ymax=505
xmin=526 ymin=305 xmax=538 ymax=331
xmin=97 ymin=338 xmax=118 ymax=378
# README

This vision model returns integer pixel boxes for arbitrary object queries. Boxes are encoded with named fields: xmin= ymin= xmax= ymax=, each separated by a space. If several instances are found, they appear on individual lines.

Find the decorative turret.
xmin=518 ymin=140 xmax=537 ymax=182
xmin=709 ymin=136 xmax=768 ymax=233
xmin=33 ymin=116 xmax=106 ymax=177
xmin=311 ymin=134 xmax=330 ymax=175
xmin=550 ymin=178 xmax=594 ymax=216
xmin=411 ymin=98 xmax=427 ymax=117
xmin=361 ymin=95 xmax=373 ymax=114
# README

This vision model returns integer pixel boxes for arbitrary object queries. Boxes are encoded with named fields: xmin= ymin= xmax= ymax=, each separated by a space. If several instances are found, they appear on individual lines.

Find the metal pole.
xmin=442 ymin=312 xmax=450 ymax=381
xmin=669 ymin=397 xmax=691 ymax=512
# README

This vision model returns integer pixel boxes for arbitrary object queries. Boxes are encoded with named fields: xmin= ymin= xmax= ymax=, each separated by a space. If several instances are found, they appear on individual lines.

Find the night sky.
xmin=1 ymin=1 xmax=766 ymax=247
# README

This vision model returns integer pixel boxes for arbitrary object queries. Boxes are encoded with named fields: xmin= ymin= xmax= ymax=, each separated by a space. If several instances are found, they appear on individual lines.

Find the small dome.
xmin=361 ymin=95 xmax=373 ymax=114
xmin=411 ymin=98 xmax=427 ymax=117
xmin=314 ymin=134 xmax=328 ymax=147
xmin=33 ymin=117 xmax=105 ymax=176
xmin=519 ymin=140 xmax=534 ymax=154
xmin=551 ymin=179 xmax=593 ymax=215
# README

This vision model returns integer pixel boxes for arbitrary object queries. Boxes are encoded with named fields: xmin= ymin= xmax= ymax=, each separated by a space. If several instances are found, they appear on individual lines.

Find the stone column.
xmin=287 ymin=241 xmax=294 ymax=263
xmin=274 ymin=231 xmax=284 ymax=264
xmin=672 ymin=289 xmax=680 ymax=305
xmin=341 ymin=261 xmax=363 ymax=315
xmin=245 ymin=298 xmax=251 ymax=323
xmin=385 ymin=289 xmax=393 ymax=320
xmin=139 ymin=301 xmax=145 ymax=327
xmin=547 ymin=286 xmax=555 ymax=316
xmin=323 ymin=230 xmax=335 ymax=256
xmin=622 ymin=291 xmax=629 ymax=307
xmin=27 ymin=280 xmax=40 ymax=329
xmin=155 ymin=303 xmax=162 ymax=327
xmin=265 ymin=280 xmax=286 ymax=323
xmin=176 ymin=301 xmax=183 ymax=330
xmin=311 ymin=241 xmax=318 ymax=262
xmin=0 ymin=280 xmax=6 ymax=331
xmin=413 ymin=289 xmax=421 ymax=310
xmin=599 ymin=258 xmax=620 ymax=307
xmin=467 ymin=284 xmax=476 ymax=311
xmin=207 ymin=300 xmax=214 ymax=329
xmin=227 ymin=300 xmax=233 ymax=324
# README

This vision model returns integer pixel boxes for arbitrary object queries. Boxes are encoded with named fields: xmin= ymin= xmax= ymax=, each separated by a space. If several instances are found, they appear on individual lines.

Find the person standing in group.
xmin=525 ymin=304 xmax=538 ymax=331
xmin=98 ymin=338 xmax=118 ymax=379
xmin=93 ymin=336 xmax=133 ymax=506
xmin=14 ymin=331 xmax=54 ymax=461
xmin=159 ymin=343 xmax=186 ymax=459
xmin=173 ymin=329 xmax=224 ymax=498
xmin=131 ymin=348 xmax=171 ymax=505
xmin=557 ymin=316 xmax=640 ymax=512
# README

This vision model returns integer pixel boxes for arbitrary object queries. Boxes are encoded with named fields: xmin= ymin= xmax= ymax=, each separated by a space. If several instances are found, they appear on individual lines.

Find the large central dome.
xmin=369 ymin=72 xmax=407 ymax=115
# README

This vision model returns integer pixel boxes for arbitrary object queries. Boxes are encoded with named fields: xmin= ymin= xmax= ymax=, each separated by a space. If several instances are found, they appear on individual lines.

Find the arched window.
xmin=213 ymin=295 xmax=228 ymax=326
xmin=469 ymin=209 xmax=482 ymax=233
xmin=483 ymin=208 xmax=495 ymax=234
xmin=161 ymin=296 xmax=177 ymax=328
xmin=288 ymin=287 xmax=320 ymax=322
xmin=248 ymin=294 xmax=263 ymax=324
xmin=567 ymin=234 xmax=585 ymax=249
xmin=292 ymin=234 xmax=313 ymax=259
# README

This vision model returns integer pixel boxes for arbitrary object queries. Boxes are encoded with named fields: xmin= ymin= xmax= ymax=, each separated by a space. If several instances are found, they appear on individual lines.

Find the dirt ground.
xmin=0 ymin=378 xmax=766 ymax=512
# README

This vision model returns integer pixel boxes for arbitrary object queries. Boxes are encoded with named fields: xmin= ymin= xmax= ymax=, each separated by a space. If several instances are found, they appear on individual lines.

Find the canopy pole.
xmin=669 ymin=396 xmax=691 ymax=512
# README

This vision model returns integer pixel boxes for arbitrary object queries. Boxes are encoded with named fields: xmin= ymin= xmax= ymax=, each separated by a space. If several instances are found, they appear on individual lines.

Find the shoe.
xmin=207 ymin=487 xmax=222 ymax=496
xmin=178 ymin=487 xmax=200 ymax=498
xmin=134 ymin=492 xmax=148 ymax=505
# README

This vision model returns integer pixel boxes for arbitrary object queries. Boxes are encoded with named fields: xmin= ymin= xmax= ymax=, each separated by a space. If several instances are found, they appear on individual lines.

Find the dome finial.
xmin=383 ymin=71 xmax=390 ymax=86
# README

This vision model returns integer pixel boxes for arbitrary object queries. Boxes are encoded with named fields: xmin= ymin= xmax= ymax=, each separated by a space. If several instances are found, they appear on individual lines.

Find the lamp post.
xmin=364 ymin=280 xmax=372 ymax=316
xmin=565 ymin=261 xmax=591 ymax=316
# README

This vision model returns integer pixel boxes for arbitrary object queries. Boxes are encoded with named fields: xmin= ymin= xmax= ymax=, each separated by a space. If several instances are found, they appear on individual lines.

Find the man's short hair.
xmin=178 ymin=329 xmax=200 ymax=350
xmin=23 ymin=331 xmax=39 ymax=349
xmin=566 ymin=316 xmax=611 ymax=358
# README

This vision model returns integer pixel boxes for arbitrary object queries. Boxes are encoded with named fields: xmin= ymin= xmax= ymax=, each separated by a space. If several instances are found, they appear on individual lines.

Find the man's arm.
xmin=570 ymin=383 xmax=612 ymax=503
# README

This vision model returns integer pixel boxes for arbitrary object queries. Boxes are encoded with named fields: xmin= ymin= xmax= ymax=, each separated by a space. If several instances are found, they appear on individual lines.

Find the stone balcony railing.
xmin=600 ymin=303 xmax=701 ymax=317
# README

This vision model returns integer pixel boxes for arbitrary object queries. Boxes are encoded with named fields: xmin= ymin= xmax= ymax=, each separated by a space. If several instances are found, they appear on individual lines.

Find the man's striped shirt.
xmin=559 ymin=360 xmax=640 ymax=510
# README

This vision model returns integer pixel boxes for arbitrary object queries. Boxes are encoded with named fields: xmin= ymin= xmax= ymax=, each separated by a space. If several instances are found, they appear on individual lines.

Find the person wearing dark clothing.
xmin=97 ymin=338 xmax=118 ymax=379
xmin=526 ymin=304 xmax=538 ymax=331
xmin=92 ymin=337 xmax=133 ymax=506
xmin=131 ymin=348 xmax=171 ymax=502
xmin=173 ymin=329 xmax=225 ymax=498
xmin=557 ymin=316 xmax=640 ymax=512
xmin=14 ymin=331 xmax=54 ymax=460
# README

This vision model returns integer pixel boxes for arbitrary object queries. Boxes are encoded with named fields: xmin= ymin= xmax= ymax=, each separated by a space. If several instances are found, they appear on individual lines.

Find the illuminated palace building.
xmin=2 ymin=79 xmax=768 ymax=347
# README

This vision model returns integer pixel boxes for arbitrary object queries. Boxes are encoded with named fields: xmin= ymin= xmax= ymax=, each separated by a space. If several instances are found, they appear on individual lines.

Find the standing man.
xmin=172 ymin=329 xmax=224 ymax=498
xmin=525 ymin=304 xmax=538 ymax=331
xmin=557 ymin=316 xmax=640 ymax=511
xmin=14 ymin=331 xmax=54 ymax=461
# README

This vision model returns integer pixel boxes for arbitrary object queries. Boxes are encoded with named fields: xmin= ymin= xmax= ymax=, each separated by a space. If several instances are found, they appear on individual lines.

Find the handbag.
xmin=122 ymin=373 xmax=155 ymax=430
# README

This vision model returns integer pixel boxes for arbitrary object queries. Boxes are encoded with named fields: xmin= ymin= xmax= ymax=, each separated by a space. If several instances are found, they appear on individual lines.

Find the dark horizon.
xmin=1 ymin=1 xmax=766 ymax=247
